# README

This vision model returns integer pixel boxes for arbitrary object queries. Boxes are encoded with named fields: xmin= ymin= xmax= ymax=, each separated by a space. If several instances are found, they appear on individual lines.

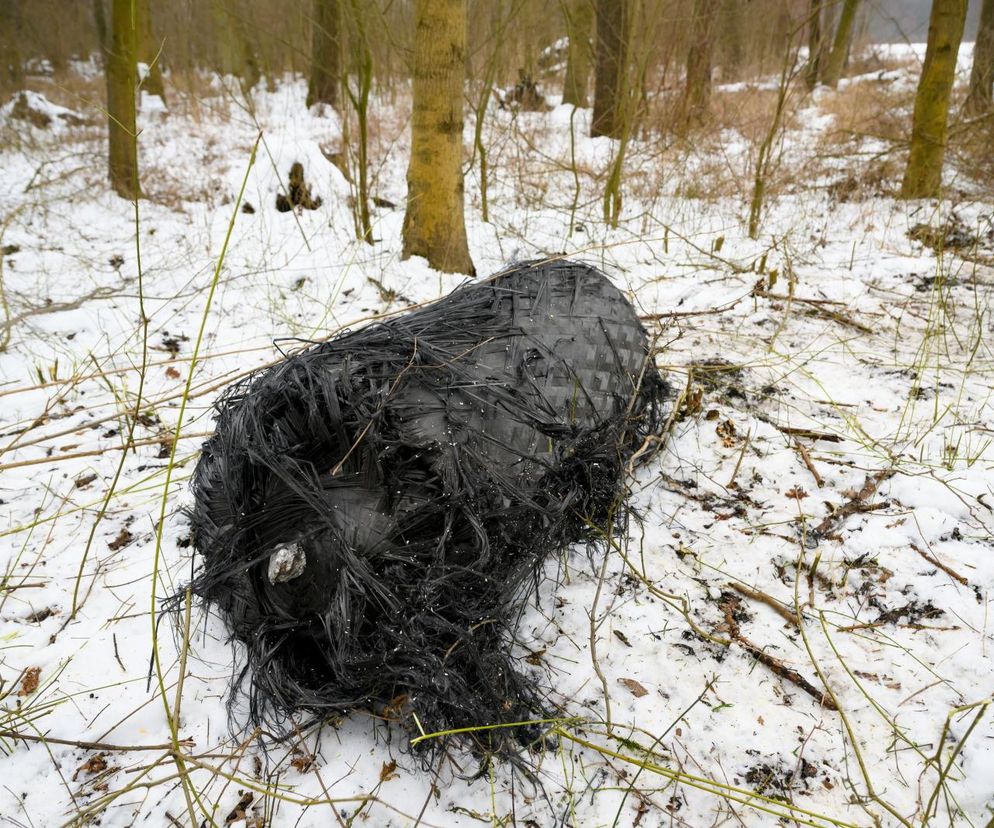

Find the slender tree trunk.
xmin=964 ymin=0 xmax=994 ymax=116
xmin=344 ymin=0 xmax=373 ymax=243
xmin=805 ymin=0 xmax=822 ymax=91
xmin=591 ymin=0 xmax=629 ymax=137
xmin=0 ymin=3 xmax=25 ymax=86
xmin=402 ymin=0 xmax=474 ymax=275
xmin=678 ymin=0 xmax=721 ymax=128
xmin=136 ymin=0 xmax=166 ymax=102
xmin=900 ymin=0 xmax=968 ymax=199
xmin=821 ymin=0 xmax=859 ymax=88
xmin=720 ymin=0 xmax=744 ymax=81
xmin=211 ymin=0 xmax=260 ymax=93
xmin=307 ymin=0 xmax=340 ymax=109
xmin=106 ymin=0 xmax=140 ymax=199
xmin=562 ymin=0 xmax=593 ymax=107
xmin=92 ymin=0 xmax=109 ymax=59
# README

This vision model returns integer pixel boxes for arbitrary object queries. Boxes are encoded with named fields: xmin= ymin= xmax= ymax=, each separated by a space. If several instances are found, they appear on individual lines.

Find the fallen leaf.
xmin=524 ymin=648 xmax=546 ymax=665
xmin=225 ymin=791 xmax=253 ymax=825
xmin=613 ymin=630 xmax=633 ymax=647
xmin=73 ymin=753 xmax=108 ymax=780
xmin=108 ymin=528 xmax=133 ymax=551
xmin=18 ymin=666 xmax=40 ymax=696
xmin=379 ymin=759 xmax=399 ymax=782
xmin=290 ymin=750 xmax=314 ymax=773
xmin=785 ymin=486 xmax=808 ymax=500
xmin=165 ymin=366 xmax=181 ymax=380
xmin=716 ymin=418 xmax=738 ymax=447
xmin=620 ymin=678 xmax=648 ymax=698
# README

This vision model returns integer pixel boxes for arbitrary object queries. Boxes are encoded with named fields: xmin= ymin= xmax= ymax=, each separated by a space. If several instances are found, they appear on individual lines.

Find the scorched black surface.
xmin=188 ymin=258 xmax=666 ymax=758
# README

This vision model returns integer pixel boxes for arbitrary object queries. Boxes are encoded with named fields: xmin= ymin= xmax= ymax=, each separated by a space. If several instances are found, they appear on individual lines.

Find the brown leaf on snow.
xmin=18 ymin=666 xmax=40 ymax=696
xmin=165 ymin=366 xmax=181 ymax=380
xmin=716 ymin=418 xmax=738 ymax=447
xmin=785 ymin=486 xmax=808 ymax=500
xmin=108 ymin=528 xmax=133 ymax=550
xmin=620 ymin=678 xmax=649 ymax=698
xmin=379 ymin=759 xmax=399 ymax=782
xmin=225 ymin=791 xmax=254 ymax=825
xmin=74 ymin=473 xmax=97 ymax=489
xmin=73 ymin=753 xmax=108 ymax=780
xmin=290 ymin=750 xmax=314 ymax=773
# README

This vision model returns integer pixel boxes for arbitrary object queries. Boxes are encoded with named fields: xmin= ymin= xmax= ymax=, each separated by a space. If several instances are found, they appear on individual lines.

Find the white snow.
xmin=0 ymin=56 xmax=992 ymax=828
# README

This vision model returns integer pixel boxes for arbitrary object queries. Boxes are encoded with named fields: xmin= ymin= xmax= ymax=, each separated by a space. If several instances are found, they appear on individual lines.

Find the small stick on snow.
xmin=814 ymin=469 xmax=895 ymax=537
xmin=793 ymin=439 xmax=824 ymax=488
xmin=909 ymin=543 xmax=970 ymax=588
xmin=0 ymin=730 xmax=193 ymax=752
xmin=720 ymin=594 xmax=837 ymax=710
xmin=727 ymin=429 xmax=752 ymax=488
xmin=727 ymin=581 xmax=799 ymax=628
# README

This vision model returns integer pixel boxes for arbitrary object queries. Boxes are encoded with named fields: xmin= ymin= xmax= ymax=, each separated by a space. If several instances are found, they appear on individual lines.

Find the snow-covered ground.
xmin=1 ymin=56 xmax=992 ymax=828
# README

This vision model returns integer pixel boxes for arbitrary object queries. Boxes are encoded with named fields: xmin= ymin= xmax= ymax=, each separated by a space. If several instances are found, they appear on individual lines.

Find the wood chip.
xmin=620 ymin=678 xmax=649 ymax=698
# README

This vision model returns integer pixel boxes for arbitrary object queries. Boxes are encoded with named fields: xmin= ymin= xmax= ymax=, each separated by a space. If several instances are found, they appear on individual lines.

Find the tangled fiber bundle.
xmin=189 ymin=259 xmax=666 ymax=759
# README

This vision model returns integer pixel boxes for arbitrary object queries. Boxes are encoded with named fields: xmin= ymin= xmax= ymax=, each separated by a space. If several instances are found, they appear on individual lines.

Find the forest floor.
xmin=1 ymin=45 xmax=993 ymax=828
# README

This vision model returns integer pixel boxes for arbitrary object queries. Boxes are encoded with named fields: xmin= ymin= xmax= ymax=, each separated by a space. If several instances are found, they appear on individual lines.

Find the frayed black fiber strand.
xmin=184 ymin=258 xmax=667 ymax=765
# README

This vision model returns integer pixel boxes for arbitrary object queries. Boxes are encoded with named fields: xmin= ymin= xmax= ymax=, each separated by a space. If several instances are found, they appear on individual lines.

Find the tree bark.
xmin=591 ymin=0 xmax=629 ymax=137
xmin=562 ymin=0 xmax=594 ymax=107
xmin=900 ymin=0 xmax=968 ymax=199
xmin=92 ymin=0 xmax=109 ymax=59
xmin=136 ymin=0 xmax=166 ymax=102
xmin=211 ymin=0 xmax=260 ymax=92
xmin=964 ymin=0 xmax=994 ymax=116
xmin=821 ymin=0 xmax=859 ymax=88
xmin=678 ymin=0 xmax=721 ymax=128
xmin=106 ymin=0 xmax=140 ymax=199
xmin=307 ymin=0 xmax=340 ymax=109
xmin=719 ymin=0 xmax=744 ymax=81
xmin=805 ymin=0 xmax=822 ymax=91
xmin=402 ymin=0 xmax=474 ymax=275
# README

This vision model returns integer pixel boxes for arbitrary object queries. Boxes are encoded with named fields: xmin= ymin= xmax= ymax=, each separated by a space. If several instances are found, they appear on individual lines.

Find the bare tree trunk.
xmin=0 ymin=3 xmax=25 ymax=86
xmin=901 ymin=0 xmax=968 ymax=199
xmin=307 ymin=0 xmax=340 ymax=109
xmin=678 ymin=0 xmax=721 ymax=128
xmin=106 ymin=0 xmax=140 ymax=199
xmin=562 ymin=0 xmax=593 ymax=107
xmin=92 ymin=0 xmax=109 ymax=59
xmin=343 ymin=0 xmax=372 ymax=243
xmin=821 ymin=0 xmax=859 ymax=88
xmin=402 ymin=0 xmax=474 ymax=275
xmin=964 ymin=0 xmax=994 ymax=116
xmin=805 ymin=0 xmax=822 ymax=90
xmin=136 ymin=0 xmax=166 ymax=102
xmin=211 ymin=0 xmax=260 ymax=93
xmin=591 ymin=0 xmax=629 ymax=137
xmin=720 ymin=0 xmax=744 ymax=81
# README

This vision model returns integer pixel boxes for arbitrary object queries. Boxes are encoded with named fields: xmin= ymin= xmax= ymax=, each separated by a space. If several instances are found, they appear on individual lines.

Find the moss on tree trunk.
xmin=401 ymin=0 xmax=474 ymax=275
xmin=901 ymin=0 xmax=968 ymax=199
xmin=591 ymin=0 xmax=629 ymax=138
xmin=106 ymin=0 xmax=140 ymax=199
xmin=562 ymin=0 xmax=593 ymax=107
xmin=821 ymin=0 xmax=859 ymax=88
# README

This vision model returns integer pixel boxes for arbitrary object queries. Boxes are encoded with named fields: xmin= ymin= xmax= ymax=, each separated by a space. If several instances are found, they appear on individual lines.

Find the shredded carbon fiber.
xmin=187 ymin=258 xmax=666 ymax=761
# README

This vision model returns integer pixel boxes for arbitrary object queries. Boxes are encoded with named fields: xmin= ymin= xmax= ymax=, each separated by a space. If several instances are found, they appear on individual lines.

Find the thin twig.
xmin=814 ymin=469 xmax=895 ymax=536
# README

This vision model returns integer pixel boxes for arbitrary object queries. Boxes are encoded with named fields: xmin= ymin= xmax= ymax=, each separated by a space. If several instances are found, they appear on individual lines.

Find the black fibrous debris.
xmin=185 ymin=259 xmax=667 ymax=763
